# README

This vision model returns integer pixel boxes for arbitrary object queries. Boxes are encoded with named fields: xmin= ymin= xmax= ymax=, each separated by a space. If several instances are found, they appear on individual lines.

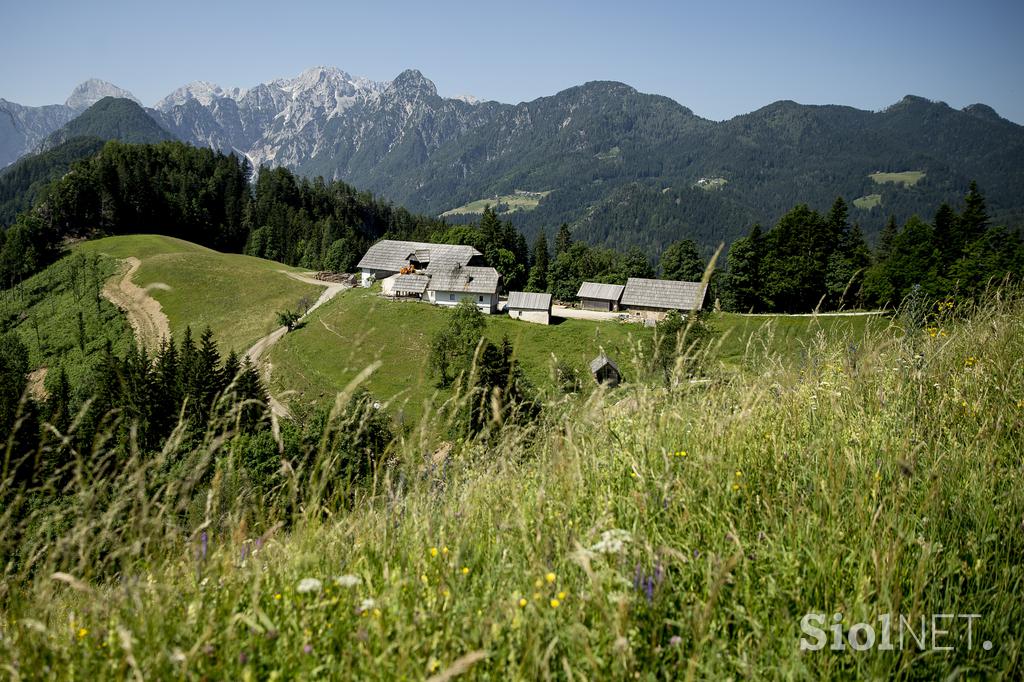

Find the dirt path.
xmin=102 ymin=257 xmax=171 ymax=352
xmin=245 ymin=272 xmax=350 ymax=418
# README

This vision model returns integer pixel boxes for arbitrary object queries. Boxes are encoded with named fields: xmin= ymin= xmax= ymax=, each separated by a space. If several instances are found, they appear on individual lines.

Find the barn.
xmin=620 ymin=278 xmax=707 ymax=319
xmin=506 ymin=291 xmax=553 ymax=324
xmin=576 ymin=282 xmax=625 ymax=311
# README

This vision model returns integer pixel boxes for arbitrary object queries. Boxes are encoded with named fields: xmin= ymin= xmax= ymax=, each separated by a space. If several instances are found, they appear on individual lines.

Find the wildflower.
xmin=735 ymin=470 xmax=743 ymax=477
xmin=732 ymin=483 xmax=741 ymax=491
xmin=590 ymin=529 xmax=632 ymax=555
xmin=461 ymin=566 xmax=470 ymax=575
xmin=373 ymin=608 xmax=382 ymax=617
xmin=545 ymin=572 xmax=556 ymax=584
xmin=534 ymin=578 xmax=543 ymax=589
xmin=669 ymin=635 xmax=682 ymax=647
xmin=358 ymin=598 xmax=377 ymax=612
xmin=557 ymin=591 xmax=567 ymax=600
xmin=274 ymin=593 xmax=282 ymax=601
xmin=442 ymin=589 xmax=450 ymax=598
xmin=519 ymin=598 xmax=528 ymax=607
xmin=442 ymin=546 xmax=449 ymax=555
xmin=430 ymin=547 xmax=439 ymax=558
xmin=420 ymin=574 xmax=429 ymax=585
xmin=77 ymin=628 xmax=88 ymax=640
xmin=303 ymin=643 xmax=313 ymax=655
xmin=550 ymin=598 xmax=560 ymax=608
xmin=428 ymin=658 xmax=441 ymax=673
xmin=296 ymin=578 xmax=322 ymax=594
xmin=334 ymin=574 xmax=361 ymax=588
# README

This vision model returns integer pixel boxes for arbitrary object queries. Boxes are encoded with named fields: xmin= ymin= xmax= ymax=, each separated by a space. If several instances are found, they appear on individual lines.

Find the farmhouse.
xmin=424 ymin=263 xmax=501 ymax=314
xmin=620 ymin=278 xmax=707 ymax=319
xmin=577 ymin=282 xmax=625 ymax=311
xmin=506 ymin=291 xmax=552 ymax=325
xmin=356 ymin=239 xmax=483 ymax=287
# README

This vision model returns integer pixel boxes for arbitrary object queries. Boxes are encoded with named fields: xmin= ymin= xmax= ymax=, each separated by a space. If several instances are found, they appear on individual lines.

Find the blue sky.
xmin=2 ymin=0 xmax=1022 ymax=123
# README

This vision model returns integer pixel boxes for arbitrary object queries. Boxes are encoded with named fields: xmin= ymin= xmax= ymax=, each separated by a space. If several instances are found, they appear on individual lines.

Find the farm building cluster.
xmin=356 ymin=239 xmax=707 ymax=323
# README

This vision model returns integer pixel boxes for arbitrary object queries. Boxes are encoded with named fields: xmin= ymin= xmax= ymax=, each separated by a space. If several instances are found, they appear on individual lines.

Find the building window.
xmin=449 ymin=293 xmax=455 ymax=301
xmin=478 ymin=295 xmax=483 ymax=302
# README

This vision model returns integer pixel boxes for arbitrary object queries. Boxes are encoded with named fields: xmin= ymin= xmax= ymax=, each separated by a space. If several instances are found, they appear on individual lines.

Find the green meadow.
xmin=77 ymin=235 xmax=323 ymax=354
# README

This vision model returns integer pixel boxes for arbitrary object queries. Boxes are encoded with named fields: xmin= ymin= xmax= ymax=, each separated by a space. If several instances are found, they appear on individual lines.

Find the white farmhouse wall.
xmin=429 ymin=291 xmax=497 ymax=314
xmin=508 ymin=309 xmax=550 ymax=325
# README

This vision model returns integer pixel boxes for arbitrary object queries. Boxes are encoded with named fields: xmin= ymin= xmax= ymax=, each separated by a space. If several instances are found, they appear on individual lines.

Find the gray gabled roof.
xmin=426 ymin=264 xmax=500 ymax=295
xmin=507 ymin=291 xmax=552 ymax=311
xmin=356 ymin=240 xmax=482 ymax=272
xmin=590 ymin=353 xmax=620 ymax=374
xmin=577 ymin=281 xmax=625 ymax=301
xmin=392 ymin=273 xmax=431 ymax=295
xmin=620 ymin=278 xmax=707 ymax=311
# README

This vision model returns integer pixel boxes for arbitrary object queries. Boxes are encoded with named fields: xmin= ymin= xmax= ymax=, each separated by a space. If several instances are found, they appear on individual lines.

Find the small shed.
xmin=507 ymin=291 xmax=552 ymax=324
xmin=590 ymin=352 xmax=622 ymax=387
xmin=577 ymin=282 xmax=625 ymax=311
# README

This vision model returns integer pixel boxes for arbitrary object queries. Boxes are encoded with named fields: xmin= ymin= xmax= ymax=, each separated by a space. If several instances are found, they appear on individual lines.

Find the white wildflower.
xmin=358 ymin=598 xmax=377 ymax=612
xmin=590 ymin=529 xmax=632 ymax=555
xmin=296 ymin=578 xmax=322 ymax=594
xmin=334 ymin=574 xmax=361 ymax=588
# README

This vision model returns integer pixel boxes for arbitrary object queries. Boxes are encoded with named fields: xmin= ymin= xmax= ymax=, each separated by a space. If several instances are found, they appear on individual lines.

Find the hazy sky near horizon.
xmin=3 ymin=0 xmax=1023 ymax=123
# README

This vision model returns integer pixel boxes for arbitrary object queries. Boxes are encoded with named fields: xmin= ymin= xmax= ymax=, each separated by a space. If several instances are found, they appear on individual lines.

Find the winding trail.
xmin=245 ymin=272 xmax=350 ymax=418
xmin=102 ymin=257 xmax=171 ymax=351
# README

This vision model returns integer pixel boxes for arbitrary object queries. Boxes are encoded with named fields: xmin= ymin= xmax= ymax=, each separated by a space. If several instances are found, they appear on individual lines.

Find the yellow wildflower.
xmin=732 ymin=483 xmax=741 ymax=492
xmin=550 ymin=598 xmax=560 ymax=608
xmin=534 ymin=578 xmax=543 ymax=589
xmin=557 ymin=591 xmax=567 ymax=600
xmin=545 ymin=572 xmax=556 ymax=584
xmin=430 ymin=547 xmax=438 ymax=558
xmin=518 ymin=598 xmax=528 ymax=607
xmin=420 ymin=574 xmax=429 ymax=585
xmin=274 ymin=593 xmax=282 ymax=601
xmin=461 ymin=567 xmax=470 ymax=575
xmin=373 ymin=608 xmax=382 ymax=617
xmin=442 ymin=546 xmax=449 ymax=555
xmin=77 ymin=628 xmax=88 ymax=640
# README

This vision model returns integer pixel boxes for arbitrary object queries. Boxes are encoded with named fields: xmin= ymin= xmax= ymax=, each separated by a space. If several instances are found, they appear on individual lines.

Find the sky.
xmin=2 ymin=0 xmax=1023 ymax=123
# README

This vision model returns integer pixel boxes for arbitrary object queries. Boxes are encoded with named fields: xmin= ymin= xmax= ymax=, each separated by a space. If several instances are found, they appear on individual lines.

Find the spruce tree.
xmin=526 ymin=233 xmax=550 ymax=292
xmin=660 ymin=240 xmax=705 ymax=281
xmin=554 ymin=223 xmax=572 ymax=257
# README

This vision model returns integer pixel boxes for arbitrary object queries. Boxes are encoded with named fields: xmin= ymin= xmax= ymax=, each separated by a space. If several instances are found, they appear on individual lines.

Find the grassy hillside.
xmin=77 ymin=235 xmax=324 ymax=354
xmin=441 ymin=191 xmax=552 ymax=217
xmin=269 ymin=286 xmax=876 ymax=422
xmin=0 ymin=251 xmax=134 ymax=390
xmin=2 ymin=290 xmax=1020 ymax=679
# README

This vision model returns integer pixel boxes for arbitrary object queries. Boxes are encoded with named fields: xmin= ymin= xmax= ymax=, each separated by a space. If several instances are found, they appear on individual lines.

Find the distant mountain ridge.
xmin=3 ymin=68 xmax=1023 ymax=254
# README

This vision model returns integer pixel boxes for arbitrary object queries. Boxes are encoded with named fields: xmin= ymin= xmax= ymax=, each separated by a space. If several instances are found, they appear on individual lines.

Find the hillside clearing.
xmin=869 ymin=170 xmax=926 ymax=186
xmin=441 ymin=190 xmax=552 ymax=216
xmin=853 ymin=193 xmax=882 ymax=209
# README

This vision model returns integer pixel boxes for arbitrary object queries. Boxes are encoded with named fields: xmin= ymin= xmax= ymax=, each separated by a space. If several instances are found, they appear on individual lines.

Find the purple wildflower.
xmin=303 ymin=643 xmax=313 ymax=655
xmin=200 ymin=531 xmax=208 ymax=561
xmin=670 ymin=635 xmax=682 ymax=647
xmin=644 ymin=576 xmax=655 ymax=603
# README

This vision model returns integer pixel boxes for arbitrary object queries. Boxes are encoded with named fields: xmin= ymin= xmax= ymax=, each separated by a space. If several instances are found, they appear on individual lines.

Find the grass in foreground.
xmin=77 ymin=235 xmax=324 ymax=354
xmin=1 ymin=290 xmax=1021 ymax=679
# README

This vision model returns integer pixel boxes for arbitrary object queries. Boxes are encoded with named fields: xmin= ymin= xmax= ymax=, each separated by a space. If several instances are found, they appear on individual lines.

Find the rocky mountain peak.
xmin=65 ymin=79 xmax=139 ymax=111
xmin=388 ymin=69 xmax=438 ymax=99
